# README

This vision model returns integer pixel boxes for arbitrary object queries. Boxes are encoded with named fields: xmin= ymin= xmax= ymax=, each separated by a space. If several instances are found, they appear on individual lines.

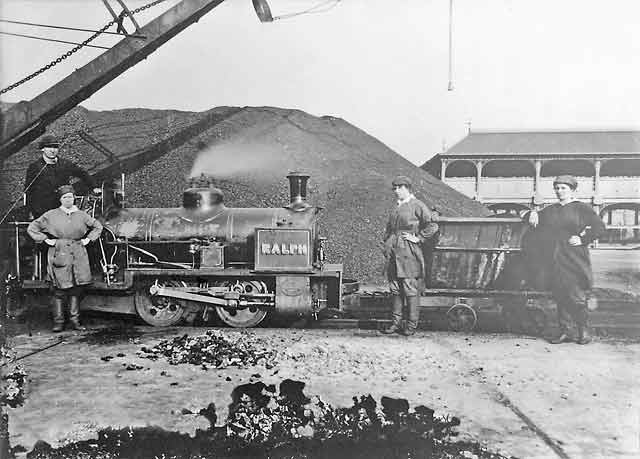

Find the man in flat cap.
xmin=381 ymin=175 xmax=439 ymax=336
xmin=24 ymin=134 xmax=100 ymax=218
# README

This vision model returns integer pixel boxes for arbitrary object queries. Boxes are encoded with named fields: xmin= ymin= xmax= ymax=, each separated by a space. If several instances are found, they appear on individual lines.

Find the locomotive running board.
xmin=149 ymin=285 xmax=274 ymax=308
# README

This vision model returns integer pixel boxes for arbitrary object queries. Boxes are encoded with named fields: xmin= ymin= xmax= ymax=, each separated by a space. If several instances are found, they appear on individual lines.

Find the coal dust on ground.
xmin=20 ymin=379 xmax=515 ymax=459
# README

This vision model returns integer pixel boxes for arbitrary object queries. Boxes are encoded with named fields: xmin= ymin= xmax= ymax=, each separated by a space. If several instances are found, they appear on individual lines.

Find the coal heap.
xmin=137 ymin=330 xmax=277 ymax=369
xmin=1 ymin=345 xmax=27 ymax=408
xmin=22 ymin=379 xmax=514 ymax=459
xmin=1 ymin=105 xmax=490 ymax=282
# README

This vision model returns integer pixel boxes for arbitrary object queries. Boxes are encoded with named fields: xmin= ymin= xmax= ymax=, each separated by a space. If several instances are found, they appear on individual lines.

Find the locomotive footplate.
xmin=148 ymin=283 xmax=275 ymax=309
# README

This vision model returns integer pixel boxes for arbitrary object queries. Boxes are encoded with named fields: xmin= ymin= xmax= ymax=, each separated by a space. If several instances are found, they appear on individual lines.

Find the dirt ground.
xmin=5 ymin=319 xmax=639 ymax=459
xmin=591 ymin=248 xmax=640 ymax=296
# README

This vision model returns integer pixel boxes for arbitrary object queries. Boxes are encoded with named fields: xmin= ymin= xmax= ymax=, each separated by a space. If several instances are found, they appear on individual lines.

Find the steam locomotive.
xmin=4 ymin=172 xmax=348 ymax=328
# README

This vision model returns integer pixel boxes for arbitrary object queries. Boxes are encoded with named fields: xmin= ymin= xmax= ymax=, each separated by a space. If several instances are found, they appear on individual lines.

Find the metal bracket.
xmin=102 ymin=0 xmax=141 ymax=35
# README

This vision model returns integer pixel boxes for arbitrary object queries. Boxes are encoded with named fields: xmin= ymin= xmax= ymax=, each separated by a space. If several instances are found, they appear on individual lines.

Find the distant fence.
xmin=602 ymin=226 xmax=640 ymax=244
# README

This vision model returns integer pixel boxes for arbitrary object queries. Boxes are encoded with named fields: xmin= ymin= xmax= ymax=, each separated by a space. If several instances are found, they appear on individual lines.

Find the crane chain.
xmin=0 ymin=0 xmax=167 ymax=95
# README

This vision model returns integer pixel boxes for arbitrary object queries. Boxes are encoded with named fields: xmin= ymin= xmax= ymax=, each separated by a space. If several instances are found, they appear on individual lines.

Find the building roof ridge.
xmin=468 ymin=128 xmax=640 ymax=134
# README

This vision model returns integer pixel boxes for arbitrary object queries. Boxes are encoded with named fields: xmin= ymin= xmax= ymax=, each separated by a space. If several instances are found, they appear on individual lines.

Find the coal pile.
xmin=22 ymin=379 xmax=515 ymax=459
xmin=2 ymin=105 xmax=489 ymax=283
xmin=136 ymin=330 xmax=278 ymax=369
xmin=1 ymin=345 xmax=27 ymax=408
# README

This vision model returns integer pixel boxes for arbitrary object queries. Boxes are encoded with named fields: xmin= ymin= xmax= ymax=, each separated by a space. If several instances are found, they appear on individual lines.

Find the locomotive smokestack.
xmin=286 ymin=171 xmax=310 ymax=211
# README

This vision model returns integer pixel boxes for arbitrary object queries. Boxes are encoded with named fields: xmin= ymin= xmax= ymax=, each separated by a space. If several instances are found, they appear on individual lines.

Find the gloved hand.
xmin=401 ymin=232 xmax=420 ymax=243
xmin=568 ymin=235 xmax=582 ymax=246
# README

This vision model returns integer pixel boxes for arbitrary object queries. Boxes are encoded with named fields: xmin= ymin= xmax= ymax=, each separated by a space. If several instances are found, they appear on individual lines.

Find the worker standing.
xmin=381 ymin=176 xmax=439 ymax=336
xmin=24 ymin=134 xmax=100 ymax=218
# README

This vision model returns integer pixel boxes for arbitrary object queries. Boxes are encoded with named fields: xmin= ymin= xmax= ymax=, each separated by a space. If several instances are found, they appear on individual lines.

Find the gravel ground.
xmin=5 ymin=324 xmax=639 ymax=458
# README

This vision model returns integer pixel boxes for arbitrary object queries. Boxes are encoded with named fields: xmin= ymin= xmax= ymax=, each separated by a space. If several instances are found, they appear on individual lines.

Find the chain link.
xmin=0 ymin=0 xmax=168 ymax=95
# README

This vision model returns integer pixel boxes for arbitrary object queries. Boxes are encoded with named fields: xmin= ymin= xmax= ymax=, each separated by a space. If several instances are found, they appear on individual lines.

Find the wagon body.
xmin=421 ymin=217 xmax=551 ymax=333
xmin=428 ymin=217 xmax=528 ymax=291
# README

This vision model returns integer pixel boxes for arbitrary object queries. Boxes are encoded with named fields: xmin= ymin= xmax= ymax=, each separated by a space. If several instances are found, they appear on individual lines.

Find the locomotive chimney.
xmin=286 ymin=171 xmax=310 ymax=211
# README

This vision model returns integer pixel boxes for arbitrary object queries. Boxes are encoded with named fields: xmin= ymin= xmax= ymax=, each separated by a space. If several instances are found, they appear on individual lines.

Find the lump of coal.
xmin=381 ymin=395 xmax=410 ymax=422
xmin=198 ymin=402 xmax=217 ymax=428
xmin=279 ymin=379 xmax=310 ymax=406
xmin=0 ymin=365 xmax=27 ymax=408
xmin=125 ymin=364 xmax=143 ymax=371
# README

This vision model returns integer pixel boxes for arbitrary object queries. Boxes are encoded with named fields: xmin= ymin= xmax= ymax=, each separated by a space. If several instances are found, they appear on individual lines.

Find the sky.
xmin=1 ymin=0 xmax=639 ymax=165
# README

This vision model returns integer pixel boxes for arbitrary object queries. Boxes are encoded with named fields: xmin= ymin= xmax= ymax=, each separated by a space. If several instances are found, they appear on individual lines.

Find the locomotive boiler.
xmin=7 ymin=172 xmax=346 ymax=328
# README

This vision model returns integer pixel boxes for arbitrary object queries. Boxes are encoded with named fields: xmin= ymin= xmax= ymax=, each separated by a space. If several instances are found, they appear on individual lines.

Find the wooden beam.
xmin=0 ymin=0 xmax=227 ymax=161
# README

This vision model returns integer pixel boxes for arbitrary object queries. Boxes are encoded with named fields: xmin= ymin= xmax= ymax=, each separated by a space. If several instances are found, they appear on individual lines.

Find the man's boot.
xmin=576 ymin=326 xmax=591 ymax=345
xmin=576 ymin=303 xmax=591 ymax=345
xmin=68 ymin=295 xmax=86 ymax=331
xmin=381 ymin=296 xmax=403 ymax=334
xmin=400 ymin=296 xmax=420 ymax=336
xmin=52 ymin=297 xmax=64 ymax=333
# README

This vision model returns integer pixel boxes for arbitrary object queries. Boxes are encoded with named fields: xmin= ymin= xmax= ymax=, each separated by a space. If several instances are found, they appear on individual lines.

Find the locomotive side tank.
xmin=105 ymin=190 xmax=319 ymax=269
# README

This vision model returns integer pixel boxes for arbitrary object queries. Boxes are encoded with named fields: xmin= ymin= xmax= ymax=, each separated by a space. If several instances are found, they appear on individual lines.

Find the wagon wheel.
xmin=447 ymin=303 xmax=477 ymax=332
xmin=135 ymin=280 xmax=186 ymax=327
xmin=215 ymin=280 xmax=268 ymax=328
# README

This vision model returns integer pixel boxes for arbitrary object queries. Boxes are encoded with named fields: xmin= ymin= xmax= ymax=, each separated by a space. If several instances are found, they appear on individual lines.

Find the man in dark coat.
xmin=381 ymin=176 xmax=439 ymax=336
xmin=24 ymin=134 xmax=99 ymax=218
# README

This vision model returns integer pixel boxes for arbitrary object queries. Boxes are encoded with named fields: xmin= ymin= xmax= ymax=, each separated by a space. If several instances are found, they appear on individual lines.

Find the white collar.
xmin=59 ymin=205 xmax=79 ymax=215
xmin=397 ymin=194 xmax=415 ymax=206
xmin=42 ymin=154 xmax=58 ymax=165
xmin=558 ymin=198 xmax=577 ymax=206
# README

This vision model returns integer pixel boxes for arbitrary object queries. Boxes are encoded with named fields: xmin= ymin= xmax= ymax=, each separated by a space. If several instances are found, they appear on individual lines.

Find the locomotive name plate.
xmin=255 ymin=228 xmax=312 ymax=271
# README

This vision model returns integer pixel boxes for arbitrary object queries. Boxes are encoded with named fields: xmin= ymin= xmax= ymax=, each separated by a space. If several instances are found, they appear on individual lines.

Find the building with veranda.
xmin=423 ymin=130 xmax=640 ymax=243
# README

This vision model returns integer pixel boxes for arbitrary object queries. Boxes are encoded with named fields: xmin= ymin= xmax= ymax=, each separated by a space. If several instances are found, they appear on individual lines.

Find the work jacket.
xmin=383 ymin=196 xmax=439 ymax=279
xmin=27 ymin=207 xmax=103 ymax=289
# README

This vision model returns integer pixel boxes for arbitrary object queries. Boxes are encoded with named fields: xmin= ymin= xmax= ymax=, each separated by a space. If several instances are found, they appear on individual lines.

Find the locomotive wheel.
xmin=215 ymin=280 xmax=269 ymax=328
xmin=135 ymin=281 xmax=186 ymax=327
xmin=446 ymin=303 xmax=477 ymax=332
xmin=215 ymin=306 xmax=268 ymax=328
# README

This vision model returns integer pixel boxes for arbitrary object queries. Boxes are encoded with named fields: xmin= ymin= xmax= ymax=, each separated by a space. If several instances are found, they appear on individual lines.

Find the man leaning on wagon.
xmin=381 ymin=176 xmax=439 ymax=336
xmin=24 ymin=134 xmax=101 ymax=219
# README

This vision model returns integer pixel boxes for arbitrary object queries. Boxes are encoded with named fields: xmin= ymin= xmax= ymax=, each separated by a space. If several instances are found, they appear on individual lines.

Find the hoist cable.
xmin=274 ymin=0 xmax=341 ymax=21
xmin=0 ymin=0 xmax=167 ymax=95
xmin=0 ymin=162 xmax=48 ymax=225
xmin=0 ymin=31 xmax=111 ymax=50
xmin=0 ymin=18 xmax=146 ymax=39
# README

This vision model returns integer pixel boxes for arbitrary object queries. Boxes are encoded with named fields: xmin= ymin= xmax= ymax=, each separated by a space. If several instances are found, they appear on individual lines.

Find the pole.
xmin=447 ymin=0 xmax=454 ymax=91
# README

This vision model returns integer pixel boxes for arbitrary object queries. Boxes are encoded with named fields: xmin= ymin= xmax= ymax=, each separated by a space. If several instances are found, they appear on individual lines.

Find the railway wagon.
xmin=338 ymin=217 xmax=552 ymax=334
xmin=423 ymin=216 xmax=551 ymax=333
